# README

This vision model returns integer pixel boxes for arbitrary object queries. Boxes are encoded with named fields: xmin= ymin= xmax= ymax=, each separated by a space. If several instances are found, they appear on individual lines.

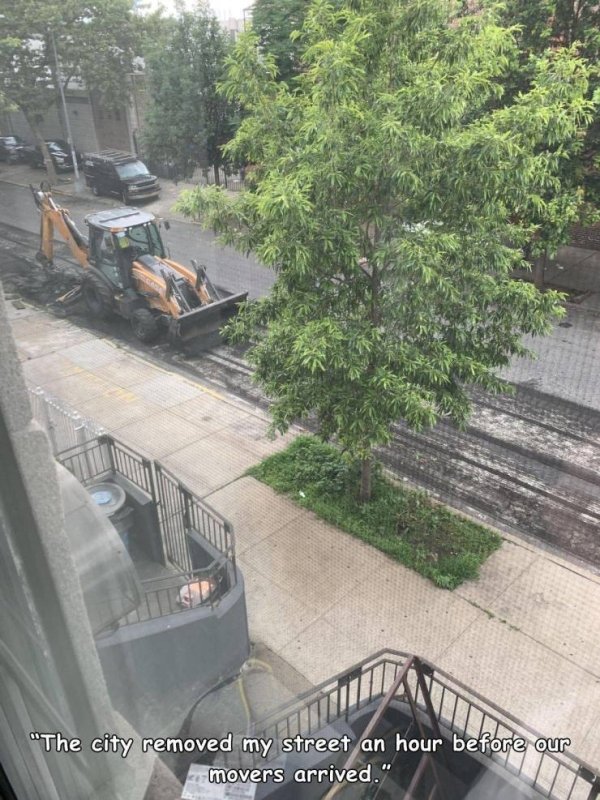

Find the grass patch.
xmin=248 ymin=436 xmax=502 ymax=590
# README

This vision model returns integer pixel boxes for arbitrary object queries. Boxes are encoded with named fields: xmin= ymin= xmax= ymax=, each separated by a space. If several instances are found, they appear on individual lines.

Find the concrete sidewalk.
xmin=7 ymin=300 xmax=600 ymax=771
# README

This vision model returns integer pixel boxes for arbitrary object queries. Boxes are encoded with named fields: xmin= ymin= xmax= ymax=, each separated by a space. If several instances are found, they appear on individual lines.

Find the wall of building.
xmin=0 ymin=287 xmax=131 ymax=799
xmin=90 ymin=91 xmax=133 ymax=152
xmin=570 ymin=223 xmax=600 ymax=251
xmin=3 ymin=93 xmax=100 ymax=153
xmin=2 ymin=88 xmax=140 ymax=157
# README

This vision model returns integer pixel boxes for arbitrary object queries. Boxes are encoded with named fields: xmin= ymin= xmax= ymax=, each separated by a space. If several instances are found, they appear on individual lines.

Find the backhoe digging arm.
xmin=30 ymin=184 xmax=89 ymax=269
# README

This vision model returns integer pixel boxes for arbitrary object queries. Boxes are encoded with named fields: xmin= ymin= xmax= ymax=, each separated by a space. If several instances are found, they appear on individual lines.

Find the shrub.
xmin=248 ymin=436 xmax=501 ymax=589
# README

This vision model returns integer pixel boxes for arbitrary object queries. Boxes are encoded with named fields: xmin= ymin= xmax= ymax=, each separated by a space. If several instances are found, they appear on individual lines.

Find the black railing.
xmin=121 ymin=562 xmax=230 ymax=626
xmin=57 ymin=435 xmax=154 ymax=497
xmin=154 ymin=463 xmax=235 ymax=574
xmin=56 ymin=434 xmax=236 ymax=581
xmin=228 ymin=650 xmax=598 ymax=800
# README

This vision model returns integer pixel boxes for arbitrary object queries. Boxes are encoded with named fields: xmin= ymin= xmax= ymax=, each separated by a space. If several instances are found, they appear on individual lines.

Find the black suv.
xmin=0 ymin=135 xmax=28 ymax=163
xmin=23 ymin=139 xmax=80 ymax=171
xmin=82 ymin=150 xmax=160 ymax=203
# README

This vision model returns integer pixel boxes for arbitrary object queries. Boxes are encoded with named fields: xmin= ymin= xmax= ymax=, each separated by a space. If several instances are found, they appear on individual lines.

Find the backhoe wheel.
xmin=82 ymin=274 xmax=113 ymax=319
xmin=130 ymin=308 xmax=160 ymax=343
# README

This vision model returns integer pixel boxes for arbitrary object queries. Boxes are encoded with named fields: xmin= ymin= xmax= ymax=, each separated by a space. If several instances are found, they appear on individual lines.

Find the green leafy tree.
xmin=0 ymin=0 xmax=141 ymax=184
xmin=251 ymin=0 xmax=312 ymax=83
xmin=143 ymin=3 xmax=235 ymax=183
xmin=177 ymin=0 xmax=595 ymax=501
xmin=500 ymin=0 xmax=600 ymax=285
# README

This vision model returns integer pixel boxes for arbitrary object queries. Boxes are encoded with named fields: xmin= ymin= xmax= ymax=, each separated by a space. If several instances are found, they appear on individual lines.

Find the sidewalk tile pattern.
xmin=10 ymin=305 xmax=600 ymax=771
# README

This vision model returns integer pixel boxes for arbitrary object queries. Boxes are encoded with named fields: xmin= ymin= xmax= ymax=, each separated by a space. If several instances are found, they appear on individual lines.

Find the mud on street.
xmin=2 ymin=214 xmax=600 ymax=571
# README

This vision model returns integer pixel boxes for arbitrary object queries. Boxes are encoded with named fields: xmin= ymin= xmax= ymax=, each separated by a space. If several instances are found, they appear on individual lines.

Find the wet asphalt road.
xmin=3 ymin=178 xmax=600 ymax=569
xmin=0 ymin=181 xmax=275 ymax=300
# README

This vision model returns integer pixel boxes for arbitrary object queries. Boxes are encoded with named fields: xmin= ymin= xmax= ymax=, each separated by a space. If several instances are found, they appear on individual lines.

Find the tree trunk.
xmin=24 ymin=111 xmax=58 ymax=186
xmin=213 ymin=162 xmax=220 ymax=186
xmin=357 ymin=225 xmax=381 ymax=504
xmin=359 ymin=457 xmax=373 ymax=503
xmin=534 ymin=249 xmax=548 ymax=291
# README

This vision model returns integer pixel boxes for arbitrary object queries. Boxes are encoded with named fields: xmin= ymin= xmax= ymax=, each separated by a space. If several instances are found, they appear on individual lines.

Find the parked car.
xmin=82 ymin=150 xmax=160 ymax=202
xmin=23 ymin=140 xmax=81 ymax=172
xmin=0 ymin=135 xmax=29 ymax=163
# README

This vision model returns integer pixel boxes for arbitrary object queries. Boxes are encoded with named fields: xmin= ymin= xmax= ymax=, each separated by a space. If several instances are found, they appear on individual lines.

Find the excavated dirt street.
xmin=2 ymin=219 xmax=600 ymax=569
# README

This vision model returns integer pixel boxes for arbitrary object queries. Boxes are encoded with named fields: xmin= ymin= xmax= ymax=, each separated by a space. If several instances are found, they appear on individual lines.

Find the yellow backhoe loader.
xmin=30 ymin=184 xmax=247 ymax=345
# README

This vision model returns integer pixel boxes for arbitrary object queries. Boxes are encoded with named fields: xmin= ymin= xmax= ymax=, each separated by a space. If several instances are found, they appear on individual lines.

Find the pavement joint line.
xmin=431 ymin=622 xmax=482 ymax=668
xmin=437 ymin=605 xmax=600 ymax=684
xmin=580 ymin=714 xmax=600 ymax=750
xmin=275 ymin=612 xmax=327 ymax=653
xmin=238 ymin=536 xmax=386 ymax=617
xmin=236 ymin=556 xmax=328 ymax=632
xmin=143 ymin=427 xmax=224 ymax=459
xmin=198 ymin=473 xmax=256 ymax=502
xmin=455 ymin=554 xmax=542 ymax=608
xmin=204 ymin=479 xmax=307 ymax=528
xmin=510 ymin=629 xmax=600 ymax=683
xmin=546 ymin=556 xmax=600 ymax=586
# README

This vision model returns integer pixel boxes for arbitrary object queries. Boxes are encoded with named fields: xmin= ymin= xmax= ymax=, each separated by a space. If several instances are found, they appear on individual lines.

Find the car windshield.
xmin=2 ymin=137 xmax=20 ymax=145
xmin=116 ymin=161 xmax=150 ymax=179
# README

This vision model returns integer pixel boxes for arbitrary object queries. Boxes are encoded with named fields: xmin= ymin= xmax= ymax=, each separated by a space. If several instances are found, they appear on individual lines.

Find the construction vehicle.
xmin=30 ymin=183 xmax=247 ymax=345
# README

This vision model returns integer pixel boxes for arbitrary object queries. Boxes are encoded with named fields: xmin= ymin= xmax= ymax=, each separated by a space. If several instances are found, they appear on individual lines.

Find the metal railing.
xmin=231 ymin=650 xmax=598 ymax=800
xmin=28 ymin=386 xmax=102 ymax=455
xmin=322 ymin=654 xmax=448 ymax=800
xmin=56 ymin=434 xmax=235 ymax=574
xmin=56 ymin=435 xmax=154 ymax=497
xmin=197 ymin=168 xmax=246 ymax=192
xmin=120 ymin=561 xmax=231 ymax=626
xmin=155 ymin=463 xmax=236 ymax=573
xmin=143 ymin=159 xmax=247 ymax=190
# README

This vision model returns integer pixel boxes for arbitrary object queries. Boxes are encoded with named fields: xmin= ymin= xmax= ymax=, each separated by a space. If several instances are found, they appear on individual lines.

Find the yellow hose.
xmin=245 ymin=658 xmax=273 ymax=674
xmin=237 ymin=657 xmax=274 ymax=735
xmin=237 ymin=675 xmax=252 ymax=734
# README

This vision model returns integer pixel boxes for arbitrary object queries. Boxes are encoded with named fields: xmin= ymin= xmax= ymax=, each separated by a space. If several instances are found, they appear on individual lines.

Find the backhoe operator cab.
xmin=87 ymin=208 xmax=165 ymax=291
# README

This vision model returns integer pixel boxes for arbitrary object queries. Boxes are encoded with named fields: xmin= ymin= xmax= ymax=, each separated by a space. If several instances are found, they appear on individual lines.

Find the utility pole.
xmin=50 ymin=29 xmax=81 ymax=186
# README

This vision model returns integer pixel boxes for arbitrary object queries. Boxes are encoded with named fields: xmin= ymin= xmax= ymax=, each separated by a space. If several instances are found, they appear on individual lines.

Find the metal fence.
xmin=155 ymin=463 xmax=236 ymax=572
xmin=28 ymin=386 xmax=102 ymax=455
xmin=231 ymin=650 xmax=598 ymax=800
xmin=122 ymin=561 xmax=232 ymax=626
xmin=56 ymin=434 xmax=235 ymax=574
xmin=196 ymin=168 xmax=246 ymax=192
xmin=56 ymin=435 xmax=155 ymax=497
xmin=144 ymin=160 xmax=247 ymax=191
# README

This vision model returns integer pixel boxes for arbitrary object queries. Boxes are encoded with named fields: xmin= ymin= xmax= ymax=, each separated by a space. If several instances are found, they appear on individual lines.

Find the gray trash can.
xmin=88 ymin=482 xmax=134 ymax=551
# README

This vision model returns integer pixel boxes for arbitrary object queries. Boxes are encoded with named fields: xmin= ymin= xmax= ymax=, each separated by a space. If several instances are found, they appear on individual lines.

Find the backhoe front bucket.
xmin=173 ymin=291 xmax=248 ymax=346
